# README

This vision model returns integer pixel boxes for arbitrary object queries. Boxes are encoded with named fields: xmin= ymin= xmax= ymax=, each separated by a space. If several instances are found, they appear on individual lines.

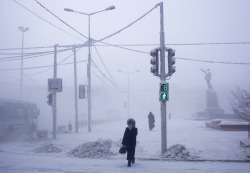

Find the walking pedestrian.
xmin=148 ymin=112 xmax=155 ymax=130
xmin=122 ymin=118 xmax=138 ymax=167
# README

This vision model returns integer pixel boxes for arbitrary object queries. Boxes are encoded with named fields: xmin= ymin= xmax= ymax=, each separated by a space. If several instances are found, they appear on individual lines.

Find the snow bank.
xmin=162 ymin=144 xmax=198 ymax=160
xmin=34 ymin=143 xmax=62 ymax=153
xmin=68 ymin=139 xmax=115 ymax=159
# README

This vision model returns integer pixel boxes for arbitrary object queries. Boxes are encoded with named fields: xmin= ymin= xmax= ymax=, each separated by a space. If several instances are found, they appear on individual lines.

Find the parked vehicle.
xmin=0 ymin=99 xmax=40 ymax=138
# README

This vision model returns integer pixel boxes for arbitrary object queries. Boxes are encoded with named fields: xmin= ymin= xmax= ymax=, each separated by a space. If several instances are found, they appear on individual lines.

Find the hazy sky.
xmin=0 ymin=0 xmax=250 ymax=124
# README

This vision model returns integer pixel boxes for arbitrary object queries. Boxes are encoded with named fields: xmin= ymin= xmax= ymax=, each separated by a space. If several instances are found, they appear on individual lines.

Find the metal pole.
xmin=87 ymin=15 xmax=92 ymax=132
xmin=19 ymin=27 xmax=29 ymax=100
xmin=128 ymin=74 xmax=130 ymax=118
xmin=53 ymin=44 xmax=58 ymax=139
xmin=159 ymin=2 xmax=167 ymax=155
xmin=73 ymin=47 xmax=79 ymax=133
xmin=248 ymin=122 xmax=250 ymax=139
xmin=20 ymin=31 xmax=24 ymax=100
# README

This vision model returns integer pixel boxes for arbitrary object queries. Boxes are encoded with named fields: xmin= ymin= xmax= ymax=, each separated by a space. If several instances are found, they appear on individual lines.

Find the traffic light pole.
xmin=159 ymin=2 xmax=167 ymax=155
xmin=53 ymin=44 xmax=58 ymax=139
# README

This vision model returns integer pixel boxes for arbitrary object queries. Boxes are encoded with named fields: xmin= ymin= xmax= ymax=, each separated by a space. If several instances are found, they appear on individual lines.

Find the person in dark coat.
xmin=148 ymin=112 xmax=155 ymax=130
xmin=122 ymin=118 xmax=138 ymax=167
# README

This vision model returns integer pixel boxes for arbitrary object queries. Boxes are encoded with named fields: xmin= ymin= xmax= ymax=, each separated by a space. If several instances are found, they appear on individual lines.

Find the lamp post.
xmin=64 ymin=5 xmax=115 ymax=132
xmin=117 ymin=70 xmax=140 ymax=117
xmin=18 ymin=26 xmax=29 ymax=100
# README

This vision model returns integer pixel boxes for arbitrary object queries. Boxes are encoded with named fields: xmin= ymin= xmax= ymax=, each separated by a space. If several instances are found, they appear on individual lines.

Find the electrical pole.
xmin=127 ymin=74 xmax=130 ymax=117
xmin=159 ymin=2 xmax=167 ymax=155
xmin=53 ymin=44 xmax=58 ymax=139
xmin=87 ymin=15 xmax=92 ymax=133
xmin=73 ymin=46 xmax=79 ymax=133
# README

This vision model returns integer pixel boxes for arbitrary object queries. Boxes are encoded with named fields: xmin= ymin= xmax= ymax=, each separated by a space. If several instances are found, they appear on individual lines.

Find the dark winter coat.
xmin=148 ymin=112 xmax=155 ymax=130
xmin=122 ymin=127 xmax=138 ymax=160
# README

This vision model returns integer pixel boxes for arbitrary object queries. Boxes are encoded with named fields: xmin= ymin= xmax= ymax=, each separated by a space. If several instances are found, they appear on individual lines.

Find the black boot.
xmin=127 ymin=160 xmax=131 ymax=167
xmin=132 ymin=159 xmax=135 ymax=164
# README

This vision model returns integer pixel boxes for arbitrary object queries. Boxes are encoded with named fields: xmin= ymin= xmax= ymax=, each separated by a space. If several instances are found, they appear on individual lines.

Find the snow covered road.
xmin=1 ymin=151 xmax=250 ymax=173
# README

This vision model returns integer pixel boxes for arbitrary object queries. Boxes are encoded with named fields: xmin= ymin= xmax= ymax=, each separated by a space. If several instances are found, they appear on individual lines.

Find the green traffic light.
xmin=159 ymin=83 xmax=169 ymax=102
xmin=160 ymin=92 xmax=168 ymax=101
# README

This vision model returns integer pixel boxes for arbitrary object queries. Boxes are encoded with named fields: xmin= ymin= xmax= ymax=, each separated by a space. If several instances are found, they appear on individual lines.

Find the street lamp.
xmin=117 ymin=70 xmax=140 ymax=117
xmin=64 ymin=5 xmax=115 ymax=133
xmin=18 ymin=26 xmax=29 ymax=100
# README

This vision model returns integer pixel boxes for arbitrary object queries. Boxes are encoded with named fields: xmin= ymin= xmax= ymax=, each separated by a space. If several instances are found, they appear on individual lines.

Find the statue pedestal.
xmin=193 ymin=89 xmax=231 ymax=120
xmin=206 ymin=89 xmax=224 ymax=118
xmin=206 ymin=89 xmax=220 ymax=107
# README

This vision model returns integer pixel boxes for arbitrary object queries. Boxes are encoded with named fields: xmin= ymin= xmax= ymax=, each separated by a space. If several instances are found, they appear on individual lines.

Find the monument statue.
xmin=200 ymin=68 xmax=213 ymax=89
xmin=193 ymin=68 xmax=228 ymax=119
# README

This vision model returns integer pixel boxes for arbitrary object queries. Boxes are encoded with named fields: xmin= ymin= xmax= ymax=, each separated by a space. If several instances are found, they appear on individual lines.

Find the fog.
xmin=1 ymin=0 xmax=250 ymax=130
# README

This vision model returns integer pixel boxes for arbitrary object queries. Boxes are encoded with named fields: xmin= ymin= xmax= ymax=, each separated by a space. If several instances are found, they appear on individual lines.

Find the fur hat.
xmin=127 ymin=118 xmax=136 ymax=126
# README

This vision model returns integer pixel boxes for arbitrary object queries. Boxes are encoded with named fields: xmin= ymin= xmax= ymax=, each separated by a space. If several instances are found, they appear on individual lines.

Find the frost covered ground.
xmin=0 ymin=117 xmax=250 ymax=173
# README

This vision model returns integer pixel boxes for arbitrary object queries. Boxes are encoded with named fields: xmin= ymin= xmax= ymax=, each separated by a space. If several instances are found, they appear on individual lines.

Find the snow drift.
xmin=68 ymin=139 xmax=115 ymax=159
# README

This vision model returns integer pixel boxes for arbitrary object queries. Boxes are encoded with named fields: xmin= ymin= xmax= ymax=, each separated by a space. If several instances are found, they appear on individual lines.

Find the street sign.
xmin=48 ymin=78 xmax=62 ymax=92
xmin=79 ymin=85 xmax=85 ymax=99
xmin=159 ymin=82 xmax=169 ymax=102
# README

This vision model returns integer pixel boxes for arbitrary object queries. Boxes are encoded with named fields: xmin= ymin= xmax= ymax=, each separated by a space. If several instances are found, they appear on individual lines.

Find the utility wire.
xmin=0 ymin=60 xmax=86 ymax=72
xmin=31 ymin=0 xmax=156 ymax=54
xmin=91 ymin=59 xmax=119 ymax=89
xmin=34 ymin=0 xmax=88 ymax=40
xmin=11 ymin=0 xmax=84 ymax=42
xmin=0 ymin=48 xmax=69 ymax=57
xmin=92 ymin=69 xmax=127 ymax=93
xmin=95 ymin=4 xmax=159 ymax=44
xmin=1 ymin=44 xmax=249 ymax=66
xmin=2 ymin=41 xmax=250 ymax=51
xmin=0 ymin=46 xmax=54 ymax=51
xmin=0 ymin=49 xmax=70 ymax=62
xmin=93 ymin=42 xmax=250 ymax=47
xmin=93 ymin=44 xmax=125 ymax=90
xmin=92 ymin=70 xmax=115 ymax=90
xmin=176 ymin=57 xmax=250 ymax=65
xmin=25 ymin=47 xmax=85 ymax=75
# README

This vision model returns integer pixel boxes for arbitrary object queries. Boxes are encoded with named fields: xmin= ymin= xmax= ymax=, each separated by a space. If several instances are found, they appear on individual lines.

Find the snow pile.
xmin=69 ymin=139 xmax=115 ymax=159
xmin=34 ymin=143 xmax=62 ymax=153
xmin=162 ymin=144 xmax=198 ymax=160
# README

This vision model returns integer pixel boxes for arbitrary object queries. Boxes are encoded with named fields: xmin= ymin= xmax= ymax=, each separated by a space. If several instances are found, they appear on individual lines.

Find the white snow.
xmin=68 ymin=139 xmax=115 ymax=158
xmin=0 ymin=117 xmax=250 ymax=173
xmin=34 ymin=143 xmax=62 ymax=153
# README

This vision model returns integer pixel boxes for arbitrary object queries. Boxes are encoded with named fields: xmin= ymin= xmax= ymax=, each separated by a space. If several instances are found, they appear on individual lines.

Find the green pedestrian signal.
xmin=159 ymin=83 xmax=169 ymax=102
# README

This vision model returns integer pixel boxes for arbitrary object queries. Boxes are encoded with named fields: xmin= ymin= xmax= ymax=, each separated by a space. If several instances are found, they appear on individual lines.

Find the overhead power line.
xmin=0 ymin=48 xmax=71 ymax=62
xmin=95 ymin=4 xmax=158 ymax=44
xmin=0 ymin=60 xmax=86 ymax=72
xmin=93 ymin=44 xmax=125 ymax=90
xmin=32 ymin=0 xmax=157 ymax=54
xmin=11 ymin=0 xmax=84 ymax=42
xmin=2 ymin=41 xmax=250 ymax=51
xmin=0 ymin=46 xmax=54 ymax=51
xmin=93 ymin=42 xmax=250 ymax=47
xmin=34 ymin=0 xmax=88 ymax=40
xmin=25 ymin=46 xmax=84 ymax=75
xmin=176 ymin=57 xmax=250 ymax=65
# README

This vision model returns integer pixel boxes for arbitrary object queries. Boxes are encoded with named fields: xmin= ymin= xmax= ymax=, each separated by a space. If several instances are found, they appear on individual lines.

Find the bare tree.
xmin=230 ymin=88 xmax=250 ymax=122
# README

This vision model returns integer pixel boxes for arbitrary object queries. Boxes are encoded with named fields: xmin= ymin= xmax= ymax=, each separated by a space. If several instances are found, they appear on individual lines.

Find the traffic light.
xmin=159 ymin=83 xmax=169 ymax=102
xmin=167 ymin=48 xmax=176 ymax=75
xmin=47 ymin=93 xmax=52 ymax=106
xmin=150 ymin=48 xmax=160 ymax=76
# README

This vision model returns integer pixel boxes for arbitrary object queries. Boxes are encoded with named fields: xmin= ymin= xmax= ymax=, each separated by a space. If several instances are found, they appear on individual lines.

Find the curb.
xmin=137 ymin=158 xmax=250 ymax=163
